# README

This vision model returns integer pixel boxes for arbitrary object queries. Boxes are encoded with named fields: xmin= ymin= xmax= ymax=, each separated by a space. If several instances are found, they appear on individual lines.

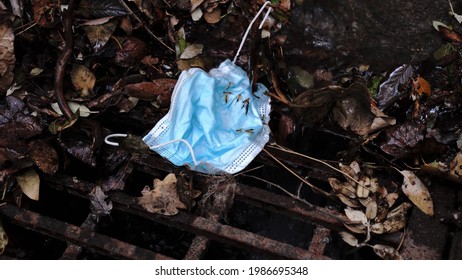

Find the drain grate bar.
xmin=0 ymin=203 xmax=173 ymax=260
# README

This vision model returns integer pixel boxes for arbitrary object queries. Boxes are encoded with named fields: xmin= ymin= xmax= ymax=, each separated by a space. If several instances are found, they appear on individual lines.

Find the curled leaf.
xmin=138 ymin=173 xmax=186 ymax=216
xmin=399 ymin=170 xmax=434 ymax=216
xmin=28 ymin=140 xmax=59 ymax=175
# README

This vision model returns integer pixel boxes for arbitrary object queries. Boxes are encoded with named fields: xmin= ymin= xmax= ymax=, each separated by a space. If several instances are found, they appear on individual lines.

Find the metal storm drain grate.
xmin=0 ymin=144 xmax=453 ymax=260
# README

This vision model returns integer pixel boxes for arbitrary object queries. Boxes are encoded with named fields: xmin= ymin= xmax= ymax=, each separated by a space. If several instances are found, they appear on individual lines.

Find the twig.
xmin=269 ymin=143 xmax=362 ymax=185
xmin=55 ymin=0 xmax=76 ymax=120
xmin=240 ymin=174 xmax=314 ymax=208
xmin=117 ymin=0 xmax=174 ymax=53
xmin=262 ymin=148 xmax=332 ymax=198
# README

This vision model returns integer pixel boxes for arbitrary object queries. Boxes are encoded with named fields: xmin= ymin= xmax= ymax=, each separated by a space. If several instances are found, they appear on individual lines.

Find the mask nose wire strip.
xmin=104 ymin=134 xmax=198 ymax=167
xmin=232 ymin=1 xmax=272 ymax=64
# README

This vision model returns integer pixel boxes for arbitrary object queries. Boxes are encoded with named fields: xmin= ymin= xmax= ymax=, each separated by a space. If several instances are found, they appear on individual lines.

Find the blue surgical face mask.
xmin=143 ymin=59 xmax=271 ymax=174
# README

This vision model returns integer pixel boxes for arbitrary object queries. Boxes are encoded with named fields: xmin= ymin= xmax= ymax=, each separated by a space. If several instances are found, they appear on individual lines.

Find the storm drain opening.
xmin=1 ymin=142 xmax=436 ymax=261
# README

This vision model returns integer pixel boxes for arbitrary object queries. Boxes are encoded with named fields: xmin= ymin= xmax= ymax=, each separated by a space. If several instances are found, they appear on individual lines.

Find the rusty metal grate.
xmin=2 ymin=143 xmax=444 ymax=260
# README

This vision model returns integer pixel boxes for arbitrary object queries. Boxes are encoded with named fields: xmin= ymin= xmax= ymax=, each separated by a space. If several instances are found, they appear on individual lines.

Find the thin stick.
xmin=262 ymin=148 xmax=332 ymax=198
xmin=269 ymin=144 xmax=362 ymax=185
xmin=55 ymin=0 xmax=75 ymax=120
xmin=118 ymin=0 xmax=174 ymax=53
xmin=240 ymin=174 xmax=314 ymax=208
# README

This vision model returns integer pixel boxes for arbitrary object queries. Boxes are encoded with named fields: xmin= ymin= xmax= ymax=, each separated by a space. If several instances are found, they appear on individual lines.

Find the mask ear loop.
xmin=104 ymin=134 xmax=198 ymax=167
xmin=232 ymin=1 xmax=273 ymax=64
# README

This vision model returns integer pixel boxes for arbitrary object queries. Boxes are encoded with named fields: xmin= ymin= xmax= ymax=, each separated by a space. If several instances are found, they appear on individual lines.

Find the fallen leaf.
xmin=0 ymin=15 xmax=15 ymax=94
xmin=70 ymin=64 xmax=96 ymax=96
xmin=15 ymin=168 xmax=40 ymax=201
xmin=382 ymin=202 xmax=412 ymax=233
xmin=77 ymin=0 xmax=127 ymax=18
xmin=399 ymin=170 xmax=434 ymax=216
xmin=344 ymin=208 xmax=368 ymax=225
xmin=385 ymin=193 xmax=399 ymax=208
xmin=339 ymin=231 xmax=359 ymax=247
xmin=51 ymin=102 xmax=97 ymax=117
xmin=449 ymin=152 xmax=462 ymax=178
xmin=204 ymin=7 xmax=222 ymax=24
xmin=82 ymin=19 xmax=118 ymax=52
xmin=89 ymin=186 xmax=112 ymax=216
xmin=376 ymin=64 xmax=414 ymax=110
xmin=0 ymin=96 xmax=42 ymax=147
xmin=123 ymin=79 xmax=176 ymax=105
xmin=191 ymin=0 xmax=205 ymax=11
xmin=180 ymin=43 xmax=204 ymax=59
xmin=366 ymin=200 xmax=378 ymax=220
xmin=28 ymin=140 xmax=59 ymax=175
xmin=114 ymin=36 xmax=147 ymax=67
xmin=337 ymin=193 xmax=361 ymax=208
xmin=412 ymin=76 xmax=431 ymax=96
xmin=343 ymin=222 xmax=366 ymax=234
xmin=370 ymin=223 xmax=385 ymax=234
xmin=32 ymin=0 xmax=59 ymax=28
xmin=0 ymin=218 xmax=7 ymax=255
xmin=138 ymin=173 xmax=186 ymax=215
xmin=328 ymin=178 xmax=357 ymax=199
xmin=191 ymin=8 xmax=203 ymax=21
xmin=372 ymin=244 xmax=403 ymax=260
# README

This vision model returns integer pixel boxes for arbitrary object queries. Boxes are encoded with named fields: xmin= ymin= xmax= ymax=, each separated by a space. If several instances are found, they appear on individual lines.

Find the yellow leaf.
xmin=412 ymin=75 xmax=431 ymax=96
xmin=399 ymin=170 xmax=434 ymax=216
xmin=15 ymin=168 xmax=40 ymax=201
xmin=70 ymin=64 xmax=96 ymax=97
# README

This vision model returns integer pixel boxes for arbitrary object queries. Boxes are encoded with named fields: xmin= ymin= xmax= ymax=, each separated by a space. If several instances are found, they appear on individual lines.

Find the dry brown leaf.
xmin=343 ymin=222 xmax=366 ymax=234
xmin=339 ymin=231 xmax=359 ymax=247
xmin=356 ymin=184 xmax=370 ymax=198
xmin=0 ymin=15 xmax=15 ymax=94
xmin=0 ymin=218 xmax=7 ymax=255
xmin=89 ymin=186 xmax=112 ymax=216
xmin=371 ymin=223 xmax=385 ymax=234
xmin=138 ymin=173 xmax=186 ymax=216
xmin=382 ymin=202 xmax=412 ymax=233
xmin=337 ymin=193 xmax=361 ymax=208
xmin=399 ymin=170 xmax=434 ymax=216
xmin=28 ymin=140 xmax=59 ymax=175
xmin=70 ymin=64 xmax=96 ymax=97
xmin=328 ymin=178 xmax=357 ymax=199
xmin=385 ymin=193 xmax=399 ymax=208
xmin=123 ymin=79 xmax=176 ymax=106
xmin=366 ymin=200 xmax=378 ymax=220
xmin=82 ymin=19 xmax=118 ymax=52
xmin=15 ymin=168 xmax=40 ymax=201
xmin=449 ymin=152 xmax=462 ymax=178
xmin=372 ymin=244 xmax=403 ymax=260
xmin=203 ymin=7 xmax=222 ymax=24
xmin=180 ymin=43 xmax=204 ymax=59
xmin=345 ymin=208 xmax=368 ymax=225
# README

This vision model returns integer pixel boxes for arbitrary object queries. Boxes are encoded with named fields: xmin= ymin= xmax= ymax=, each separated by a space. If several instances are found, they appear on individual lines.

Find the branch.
xmin=54 ymin=0 xmax=75 ymax=120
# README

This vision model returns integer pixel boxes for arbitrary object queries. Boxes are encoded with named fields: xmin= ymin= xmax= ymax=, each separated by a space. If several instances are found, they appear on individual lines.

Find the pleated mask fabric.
xmin=143 ymin=59 xmax=271 ymax=174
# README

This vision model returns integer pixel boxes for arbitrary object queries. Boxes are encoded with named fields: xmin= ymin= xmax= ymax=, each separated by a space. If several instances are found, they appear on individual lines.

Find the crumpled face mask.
xmin=143 ymin=59 xmax=271 ymax=174
xmin=104 ymin=2 xmax=273 ymax=175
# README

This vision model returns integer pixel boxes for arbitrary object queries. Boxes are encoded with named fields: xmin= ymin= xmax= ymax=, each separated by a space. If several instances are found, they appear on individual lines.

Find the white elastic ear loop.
xmin=232 ymin=1 xmax=273 ymax=64
xmin=104 ymin=134 xmax=198 ymax=167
